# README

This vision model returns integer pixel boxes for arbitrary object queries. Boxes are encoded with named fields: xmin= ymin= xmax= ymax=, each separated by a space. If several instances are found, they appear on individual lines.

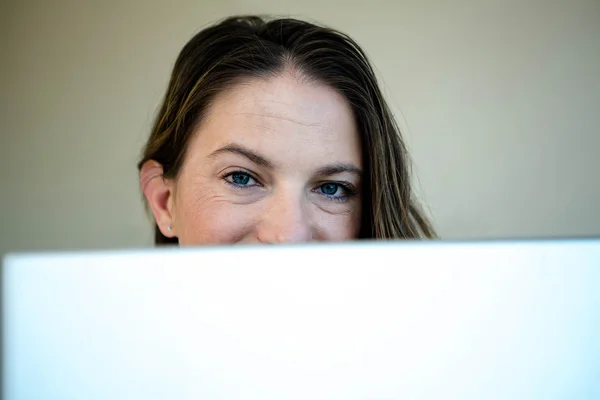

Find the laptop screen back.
xmin=3 ymin=240 xmax=600 ymax=399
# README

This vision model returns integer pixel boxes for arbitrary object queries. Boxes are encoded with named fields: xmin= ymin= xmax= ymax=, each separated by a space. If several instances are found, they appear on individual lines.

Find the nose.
xmin=256 ymin=191 xmax=314 ymax=244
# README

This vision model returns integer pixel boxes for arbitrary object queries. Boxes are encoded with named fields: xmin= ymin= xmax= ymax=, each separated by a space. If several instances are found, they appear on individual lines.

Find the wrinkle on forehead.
xmin=213 ymin=74 xmax=349 ymax=122
xmin=236 ymin=111 xmax=325 ymax=128
xmin=187 ymin=73 xmax=361 ymax=172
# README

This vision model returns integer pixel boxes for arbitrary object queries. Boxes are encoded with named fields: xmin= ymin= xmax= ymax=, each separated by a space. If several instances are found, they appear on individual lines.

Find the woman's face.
xmin=164 ymin=74 xmax=362 ymax=244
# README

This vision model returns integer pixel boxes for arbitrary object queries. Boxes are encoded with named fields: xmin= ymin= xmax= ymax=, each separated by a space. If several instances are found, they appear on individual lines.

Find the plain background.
xmin=1 ymin=0 xmax=599 ymax=255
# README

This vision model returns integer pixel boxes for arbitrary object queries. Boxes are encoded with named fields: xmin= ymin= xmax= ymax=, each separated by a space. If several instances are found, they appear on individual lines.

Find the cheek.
xmin=173 ymin=186 xmax=256 ymax=245
xmin=315 ymin=200 xmax=362 ymax=241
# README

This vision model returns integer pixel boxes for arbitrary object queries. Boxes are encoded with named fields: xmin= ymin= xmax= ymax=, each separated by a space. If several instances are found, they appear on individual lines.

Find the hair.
xmin=138 ymin=15 xmax=436 ymax=244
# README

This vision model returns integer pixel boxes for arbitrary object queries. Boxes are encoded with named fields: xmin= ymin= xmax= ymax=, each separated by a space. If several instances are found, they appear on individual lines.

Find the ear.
xmin=140 ymin=160 xmax=177 ymax=238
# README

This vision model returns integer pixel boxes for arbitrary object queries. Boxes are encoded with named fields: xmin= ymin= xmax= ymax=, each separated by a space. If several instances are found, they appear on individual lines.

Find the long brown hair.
xmin=139 ymin=15 xmax=436 ymax=244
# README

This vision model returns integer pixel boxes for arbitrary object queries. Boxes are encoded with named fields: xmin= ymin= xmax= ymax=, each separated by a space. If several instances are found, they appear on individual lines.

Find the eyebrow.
xmin=208 ymin=143 xmax=362 ymax=177
xmin=208 ymin=143 xmax=274 ymax=169
xmin=315 ymin=163 xmax=363 ymax=177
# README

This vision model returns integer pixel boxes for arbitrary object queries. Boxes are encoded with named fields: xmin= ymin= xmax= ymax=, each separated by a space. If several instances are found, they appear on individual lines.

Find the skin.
xmin=142 ymin=73 xmax=363 ymax=244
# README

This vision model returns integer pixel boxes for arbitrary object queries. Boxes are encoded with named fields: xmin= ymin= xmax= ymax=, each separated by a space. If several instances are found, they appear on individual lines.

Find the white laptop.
xmin=3 ymin=239 xmax=600 ymax=400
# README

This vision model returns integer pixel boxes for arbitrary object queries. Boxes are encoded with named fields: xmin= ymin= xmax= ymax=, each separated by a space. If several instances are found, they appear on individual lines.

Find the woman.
xmin=139 ymin=15 xmax=435 ymax=245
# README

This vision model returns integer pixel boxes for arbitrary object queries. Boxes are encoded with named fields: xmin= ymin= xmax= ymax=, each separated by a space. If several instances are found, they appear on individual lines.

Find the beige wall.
xmin=2 ymin=0 xmax=599 ymax=255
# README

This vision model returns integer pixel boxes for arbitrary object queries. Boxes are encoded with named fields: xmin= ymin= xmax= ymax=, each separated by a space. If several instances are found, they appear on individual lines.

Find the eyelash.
xmin=221 ymin=170 xmax=357 ymax=202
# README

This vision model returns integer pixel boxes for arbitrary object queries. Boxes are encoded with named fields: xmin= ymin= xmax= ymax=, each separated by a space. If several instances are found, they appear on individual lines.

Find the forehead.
xmin=188 ymin=74 xmax=361 ymax=168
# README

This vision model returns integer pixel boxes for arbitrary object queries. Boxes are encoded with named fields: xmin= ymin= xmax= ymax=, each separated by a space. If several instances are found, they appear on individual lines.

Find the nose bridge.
xmin=258 ymin=187 xmax=312 ymax=244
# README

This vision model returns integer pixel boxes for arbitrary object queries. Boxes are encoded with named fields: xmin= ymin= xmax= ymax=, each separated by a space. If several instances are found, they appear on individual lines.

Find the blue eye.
xmin=231 ymin=172 xmax=251 ymax=185
xmin=320 ymin=183 xmax=340 ymax=196
xmin=224 ymin=171 xmax=258 ymax=188
xmin=315 ymin=182 xmax=356 ymax=203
